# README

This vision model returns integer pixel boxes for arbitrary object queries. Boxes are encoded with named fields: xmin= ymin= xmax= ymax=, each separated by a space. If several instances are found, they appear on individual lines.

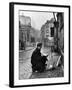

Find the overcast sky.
xmin=19 ymin=11 xmax=54 ymax=30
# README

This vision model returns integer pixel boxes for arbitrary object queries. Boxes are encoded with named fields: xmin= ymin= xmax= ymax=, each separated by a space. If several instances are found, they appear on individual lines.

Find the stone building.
xmin=57 ymin=13 xmax=64 ymax=51
xmin=19 ymin=15 xmax=31 ymax=50
xmin=19 ymin=15 xmax=40 ymax=49
xmin=19 ymin=15 xmax=31 ymax=26
xmin=41 ymin=18 xmax=55 ymax=47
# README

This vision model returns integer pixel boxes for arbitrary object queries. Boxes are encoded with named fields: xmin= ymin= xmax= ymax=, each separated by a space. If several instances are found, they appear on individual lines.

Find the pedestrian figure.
xmin=31 ymin=43 xmax=48 ymax=73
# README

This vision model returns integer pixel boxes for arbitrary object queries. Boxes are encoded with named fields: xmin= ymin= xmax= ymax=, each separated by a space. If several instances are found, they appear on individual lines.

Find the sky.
xmin=19 ymin=11 xmax=54 ymax=30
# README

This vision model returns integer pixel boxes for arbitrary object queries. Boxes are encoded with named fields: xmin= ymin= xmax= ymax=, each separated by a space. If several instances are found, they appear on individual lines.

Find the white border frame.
xmin=13 ymin=4 xmax=69 ymax=86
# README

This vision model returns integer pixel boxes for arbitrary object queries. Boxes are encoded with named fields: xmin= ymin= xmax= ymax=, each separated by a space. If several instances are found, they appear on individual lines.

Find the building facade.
xmin=19 ymin=15 xmax=31 ymax=50
xmin=19 ymin=15 xmax=40 ymax=50
xmin=41 ymin=18 xmax=55 ymax=47
xmin=57 ymin=13 xmax=64 ymax=51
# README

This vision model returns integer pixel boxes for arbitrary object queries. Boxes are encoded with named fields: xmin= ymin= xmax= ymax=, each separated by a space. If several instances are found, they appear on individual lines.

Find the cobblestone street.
xmin=19 ymin=46 xmax=64 ymax=80
xmin=19 ymin=46 xmax=34 ymax=79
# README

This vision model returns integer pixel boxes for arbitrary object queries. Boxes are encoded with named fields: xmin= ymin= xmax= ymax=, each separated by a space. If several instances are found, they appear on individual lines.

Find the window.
xmin=51 ymin=27 xmax=54 ymax=37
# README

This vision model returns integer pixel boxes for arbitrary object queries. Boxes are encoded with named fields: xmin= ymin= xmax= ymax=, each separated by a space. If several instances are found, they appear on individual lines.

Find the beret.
xmin=37 ymin=43 xmax=42 ymax=47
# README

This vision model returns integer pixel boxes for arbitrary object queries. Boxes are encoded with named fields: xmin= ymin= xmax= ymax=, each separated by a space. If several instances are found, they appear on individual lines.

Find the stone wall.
xmin=57 ymin=13 xmax=64 ymax=51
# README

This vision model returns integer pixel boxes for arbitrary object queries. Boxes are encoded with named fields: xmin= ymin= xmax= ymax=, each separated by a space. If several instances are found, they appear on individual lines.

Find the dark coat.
xmin=31 ymin=48 xmax=47 ymax=72
xmin=31 ymin=48 xmax=42 ymax=65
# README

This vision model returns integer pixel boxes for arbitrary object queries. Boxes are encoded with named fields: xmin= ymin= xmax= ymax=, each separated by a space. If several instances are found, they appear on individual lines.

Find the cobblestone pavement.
xmin=19 ymin=46 xmax=64 ymax=80
xmin=30 ymin=66 xmax=64 ymax=79
xmin=19 ymin=58 xmax=32 ymax=79
xmin=19 ymin=46 xmax=34 ymax=80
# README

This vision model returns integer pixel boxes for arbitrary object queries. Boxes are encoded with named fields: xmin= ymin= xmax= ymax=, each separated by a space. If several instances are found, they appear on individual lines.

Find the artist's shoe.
xmin=32 ymin=68 xmax=36 ymax=72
